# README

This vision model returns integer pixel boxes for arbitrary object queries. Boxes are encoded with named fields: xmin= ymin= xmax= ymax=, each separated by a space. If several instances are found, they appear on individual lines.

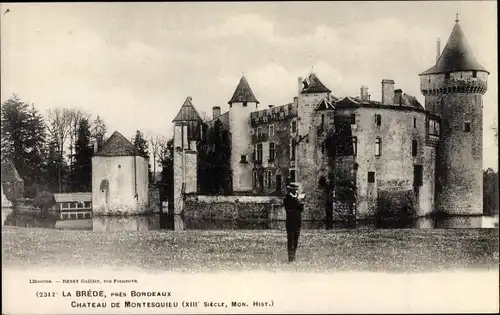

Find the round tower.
xmin=419 ymin=16 xmax=489 ymax=215
xmin=228 ymin=76 xmax=259 ymax=193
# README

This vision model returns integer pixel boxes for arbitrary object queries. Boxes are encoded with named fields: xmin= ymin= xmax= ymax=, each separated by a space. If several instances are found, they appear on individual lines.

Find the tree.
xmin=70 ymin=118 xmax=93 ymax=192
xmin=132 ymin=130 xmax=152 ymax=183
xmin=197 ymin=120 xmax=231 ymax=194
xmin=91 ymin=115 xmax=107 ymax=152
xmin=149 ymin=135 xmax=166 ymax=184
xmin=1 ymin=95 xmax=47 ymax=197
xmin=46 ymin=108 xmax=72 ymax=192
xmin=159 ymin=138 xmax=174 ymax=206
xmin=67 ymin=109 xmax=90 ymax=170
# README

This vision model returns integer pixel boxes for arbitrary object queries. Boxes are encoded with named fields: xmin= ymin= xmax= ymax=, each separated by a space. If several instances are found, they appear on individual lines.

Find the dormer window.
xmin=472 ymin=71 xmax=477 ymax=78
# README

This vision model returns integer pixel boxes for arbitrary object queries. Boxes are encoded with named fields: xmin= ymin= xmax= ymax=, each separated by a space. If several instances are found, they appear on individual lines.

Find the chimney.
xmin=381 ymin=79 xmax=395 ymax=105
xmin=212 ymin=106 xmax=221 ymax=119
xmin=394 ymin=89 xmax=403 ymax=106
xmin=93 ymin=141 xmax=98 ymax=153
xmin=436 ymin=38 xmax=441 ymax=63
xmin=298 ymin=77 xmax=303 ymax=95
xmin=293 ymin=96 xmax=298 ymax=107
xmin=269 ymin=105 xmax=274 ymax=108
xmin=360 ymin=86 xmax=370 ymax=101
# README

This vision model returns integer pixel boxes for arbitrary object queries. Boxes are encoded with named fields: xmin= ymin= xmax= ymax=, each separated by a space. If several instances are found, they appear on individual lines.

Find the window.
xmin=78 ymin=213 xmax=84 ymax=219
xmin=472 ymin=71 xmax=477 ymax=78
xmin=445 ymin=73 xmax=450 ymax=79
xmin=321 ymin=142 xmax=325 ymax=154
xmin=243 ymin=102 xmax=248 ymax=107
xmin=352 ymin=136 xmax=357 ymax=156
xmin=256 ymin=127 xmax=262 ymax=137
xmin=62 ymin=214 xmax=68 ymax=220
xmin=269 ymin=142 xmax=275 ymax=162
xmin=62 ymin=202 xmax=69 ymax=209
xmin=413 ymin=117 xmax=417 ymax=128
xmin=269 ymin=124 xmax=275 ymax=136
xmin=70 ymin=202 xmax=77 ymax=209
xmin=414 ymin=165 xmax=423 ymax=187
xmin=375 ymin=137 xmax=382 ymax=156
xmin=429 ymin=119 xmax=440 ymax=136
xmin=289 ymin=169 xmax=296 ymax=183
xmin=321 ymin=114 xmax=325 ymax=128
xmin=350 ymin=114 xmax=356 ymax=125
xmin=84 ymin=201 xmax=91 ymax=208
xmin=85 ymin=213 xmax=91 ymax=219
xmin=240 ymin=155 xmax=248 ymax=163
xmin=257 ymin=143 xmax=263 ymax=162
xmin=412 ymin=140 xmax=418 ymax=157
xmin=368 ymin=172 xmax=375 ymax=183
xmin=253 ymin=171 xmax=258 ymax=187
xmin=464 ymin=121 xmax=471 ymax=132
xmin=375 ymin=114 xmax=381 ymax=126
xmin=70 ymin=214 xmax=76 ymax=220
xmin=275 ymin=174 xmax=282 ymax=192
xmin=291 ymin=120 xmax=297 ymax=134
xmin=266 ymin=170 xmax=272 ymax=188
xmin=290 ymin=139 xmax=296 ymax=160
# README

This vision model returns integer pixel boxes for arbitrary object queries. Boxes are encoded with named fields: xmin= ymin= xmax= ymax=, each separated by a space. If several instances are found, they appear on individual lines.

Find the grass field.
xmin=2 ymin=226 xmax=498 ymax=273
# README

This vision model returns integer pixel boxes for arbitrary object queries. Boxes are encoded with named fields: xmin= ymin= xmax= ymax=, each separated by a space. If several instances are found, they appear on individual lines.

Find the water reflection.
xmin=2 ymin=207 xmax=498 ymax=231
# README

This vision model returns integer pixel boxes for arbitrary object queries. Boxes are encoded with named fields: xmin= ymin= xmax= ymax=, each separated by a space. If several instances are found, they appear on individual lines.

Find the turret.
xmin=228 ymin=76 xmax=259 ymax=192
xmin=172 ymin=97 xmax=202 ymax=214
xmin=419 ymin=15 xmax=489 ymax=215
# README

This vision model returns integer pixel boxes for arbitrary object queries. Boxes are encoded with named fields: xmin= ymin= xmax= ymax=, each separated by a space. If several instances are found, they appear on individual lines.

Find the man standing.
xmin=283 ymin=182 xmax=305 ymax=262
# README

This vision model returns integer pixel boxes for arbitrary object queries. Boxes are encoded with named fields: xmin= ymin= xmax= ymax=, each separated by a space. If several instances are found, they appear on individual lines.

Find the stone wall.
xmin=183 ymin=195 xmax=284 ymax=221
xmin=148 ymin=187 xmax=161 ymax=213
xmin=335 ymin=107 xmax=431 ymax=219
xmin=92 ymin=156 xmax=149 ymax=216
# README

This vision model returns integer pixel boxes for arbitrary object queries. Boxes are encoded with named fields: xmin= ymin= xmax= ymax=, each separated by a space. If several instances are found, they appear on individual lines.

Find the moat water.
xmin=1 ymin=207 xmax=498 ymax=231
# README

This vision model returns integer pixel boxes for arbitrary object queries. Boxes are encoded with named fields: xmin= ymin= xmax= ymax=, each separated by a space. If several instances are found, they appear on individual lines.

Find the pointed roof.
xmin=1 ymin=159 xmax=23 ymax=182
xmin=228 ymin=76 xmax=259 ymax=104
xmin=301 ymin=73 xmax=331 ymax=94
xmin=172 ymin=97 xmax=203 ymax=122
xmin=95 ymin=131 xmax=136 ymax=156
xmin=420 ymin=18 xmax=488 ymax=75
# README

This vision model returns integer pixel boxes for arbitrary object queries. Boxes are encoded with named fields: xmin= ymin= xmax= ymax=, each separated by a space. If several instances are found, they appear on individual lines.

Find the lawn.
xmin=1 ymin=226 xmax=498 ymax=273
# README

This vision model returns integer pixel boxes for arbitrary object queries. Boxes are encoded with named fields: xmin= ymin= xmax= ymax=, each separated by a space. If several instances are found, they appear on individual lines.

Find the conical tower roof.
xmin=228 ymin=76 xmax=259 ymax=104
xmin=172 ymin=97 xmax=202 ymax=122
xmin=301 ymin=73 xmax=331 ymax=94
xmin=95 ymin=131 xmax=136 ymax=156
xmin=420 ymin=18 xmax=488 ymax=75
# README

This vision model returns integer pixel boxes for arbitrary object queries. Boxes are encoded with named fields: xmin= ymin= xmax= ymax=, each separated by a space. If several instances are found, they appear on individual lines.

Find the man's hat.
xmin=286 ymin=182 xmax=300 ymax=190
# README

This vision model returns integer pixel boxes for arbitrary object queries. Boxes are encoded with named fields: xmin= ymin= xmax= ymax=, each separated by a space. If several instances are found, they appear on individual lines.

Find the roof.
xmin=94 ymin=131 xmax=136 ymax=156
xmin=172 ymin=97 xmax=203 ymax=122
xmin=228 ymin=76 xmax=260 ymax=104
xmin=1 ymin=159 xmax=23 ymax=182
xmin=207 ymin=111 xmax=230 ymax=130
xmin=420 ymin=20 xmax=488 ymax=75
xmin=54 ymin=192 xmax=92 ymax=203
xmin=394 ymin=93 xmax=424 ymax=109
xmin=315 ymin=98 xmax=335 ymax=111
xmin=301 ymin=73 xmax=332 ymax=94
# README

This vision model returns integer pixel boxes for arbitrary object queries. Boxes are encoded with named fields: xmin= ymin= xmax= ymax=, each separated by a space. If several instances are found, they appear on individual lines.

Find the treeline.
xmin=1 ymin=94 xmax=174 ymax=200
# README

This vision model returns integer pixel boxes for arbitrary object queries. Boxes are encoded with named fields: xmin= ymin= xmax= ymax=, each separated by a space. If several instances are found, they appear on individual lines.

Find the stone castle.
xmin=171 ymin=17 xmax=489 ymax=221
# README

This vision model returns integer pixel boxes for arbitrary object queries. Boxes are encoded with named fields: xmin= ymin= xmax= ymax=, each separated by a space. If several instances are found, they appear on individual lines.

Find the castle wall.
xmin=92 ymin=155 xmax=149 ymax=215
xmin=183 ymin=195 xmax=284 ymax=223
xmin=421 ymin=70 xmax=486 ymax=215
xmin=435 ymin=93 xmax=483 ymax=215
xmin=336 ymin=106 xmax=432 ymax=219
xmin=229 ymin=101 xmax=256 ymax=192
xmin=296 ymin=92 xmax=331 ymax=220
xmin=251 ymin=104 xmax=295 ymax=195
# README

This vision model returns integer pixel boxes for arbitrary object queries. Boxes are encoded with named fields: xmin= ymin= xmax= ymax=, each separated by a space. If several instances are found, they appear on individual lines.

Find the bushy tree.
xmin=70 ymin=118 xmax=92 ymax=192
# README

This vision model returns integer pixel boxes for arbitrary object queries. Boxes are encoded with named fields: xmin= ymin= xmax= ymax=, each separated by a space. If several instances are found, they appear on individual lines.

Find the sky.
xmin=1 ymin=2 xmax=497 ymax=169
